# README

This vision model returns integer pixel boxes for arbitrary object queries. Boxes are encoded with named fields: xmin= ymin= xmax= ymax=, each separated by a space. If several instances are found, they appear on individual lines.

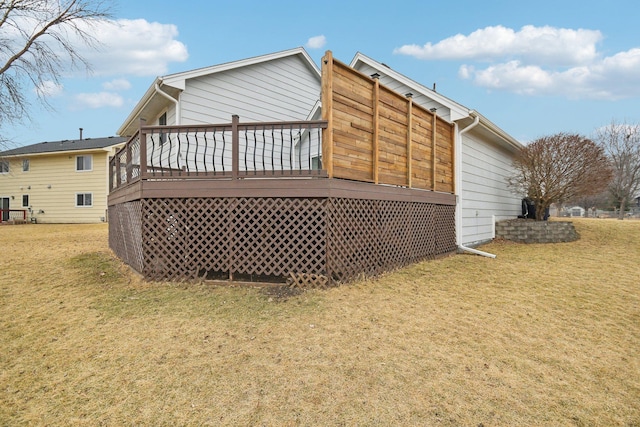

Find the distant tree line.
xmin=508 ymin=121 xmax=640 ymax=220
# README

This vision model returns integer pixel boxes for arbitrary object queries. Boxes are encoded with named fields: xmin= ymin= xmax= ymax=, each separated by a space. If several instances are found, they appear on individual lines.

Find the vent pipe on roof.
xmin=79 ymin=128 xmax=83 ymax=140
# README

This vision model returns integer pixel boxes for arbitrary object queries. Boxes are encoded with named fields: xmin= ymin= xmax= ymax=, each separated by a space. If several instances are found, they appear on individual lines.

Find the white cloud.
xmin=4 ymin=16 xmax=188 ymax=78
xmin=34 ymin=80 xmax=64 ymax=97
xmin=396 ymin=25 xmax=640 ymax=100
xmin=74 ymin=92 xmax=124 ymax=109
xmin=102 ymin=78 xmax=132 ymax=91
xmin=306 ymin=35 xmax=327 ymax=49
xmin=78 ymin=19 xmax=189 ymax=77
xmin=460 ymin=49 xmax=640 ymax=100
xmin=394 ymin=25 xmax=601 ymax=66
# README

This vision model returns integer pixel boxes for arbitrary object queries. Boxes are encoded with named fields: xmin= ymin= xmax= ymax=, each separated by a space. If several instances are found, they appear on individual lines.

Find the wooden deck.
xmin=108 ymin=52 xmax=458 ymax=284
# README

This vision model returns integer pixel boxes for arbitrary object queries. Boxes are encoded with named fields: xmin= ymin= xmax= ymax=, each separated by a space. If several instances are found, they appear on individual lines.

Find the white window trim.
xmin=75 ymin=155 xmax=93 ymax=172
xmin=22 ymin=159 xmax=30 ymax=172
xmin=75 ymin=192 xmax=93 ymax=207
xmin=0 ymin=160 xmax=9 ymax=174
xmin=22 ymin=194 xmax=29 ymax=208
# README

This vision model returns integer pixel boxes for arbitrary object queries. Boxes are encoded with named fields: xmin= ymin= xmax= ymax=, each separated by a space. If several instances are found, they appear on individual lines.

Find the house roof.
xmin=349 ymin=52 xmax=523 ymax=150
xmin=117 ymin=47 xmax=320 ymax=137
xmin=0 ymin=136 xmax=127 ymax=157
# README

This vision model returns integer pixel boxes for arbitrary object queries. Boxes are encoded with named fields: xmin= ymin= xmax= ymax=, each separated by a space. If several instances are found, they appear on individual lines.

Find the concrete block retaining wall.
xmin=495 ymin=219 xmax=579 ymax=244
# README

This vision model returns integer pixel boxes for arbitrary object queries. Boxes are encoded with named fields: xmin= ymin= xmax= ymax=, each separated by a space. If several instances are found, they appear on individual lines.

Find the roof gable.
xmin=118 ymin=47 xmax=321 ymax=136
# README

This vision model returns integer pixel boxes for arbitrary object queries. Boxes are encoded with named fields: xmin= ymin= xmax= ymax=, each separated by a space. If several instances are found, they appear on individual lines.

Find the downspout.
xmin=155 ymin=81 xmax=180 ymax=125
xmin=456 ymin=112 xmax=496 ymax=258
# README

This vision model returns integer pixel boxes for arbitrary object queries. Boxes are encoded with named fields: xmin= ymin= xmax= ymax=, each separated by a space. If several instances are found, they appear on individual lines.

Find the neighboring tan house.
xmin=0 ymin=136 xmax=126 ymax=223
xmin=108 ymin=47 xmax=523 ymax=283
xmin=349 ymin=52 xmax=524 ymax=248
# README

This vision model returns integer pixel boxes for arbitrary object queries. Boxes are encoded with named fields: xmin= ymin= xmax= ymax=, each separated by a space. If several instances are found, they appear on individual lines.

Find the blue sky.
xmin=4 ymin=0 xmax=640 ymax=146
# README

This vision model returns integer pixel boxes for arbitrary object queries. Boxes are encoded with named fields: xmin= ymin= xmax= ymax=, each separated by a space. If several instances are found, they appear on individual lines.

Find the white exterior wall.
xmin=180 ymin=55 xmax=320 ymax=124
xmin=460 ymin=130 xmax=521 ymax=246
xmin=151 ymin=55 xmax=321 ymax=173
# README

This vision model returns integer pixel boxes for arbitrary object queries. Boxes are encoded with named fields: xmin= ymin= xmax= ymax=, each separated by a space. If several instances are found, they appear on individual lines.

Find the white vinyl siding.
xmin=150 ymin=55 xmax=321 ymax=173
xmin=180 ymin=55 xmax=320 ymax=125
xmin=460 ymin=131 xmax=521 ymax=246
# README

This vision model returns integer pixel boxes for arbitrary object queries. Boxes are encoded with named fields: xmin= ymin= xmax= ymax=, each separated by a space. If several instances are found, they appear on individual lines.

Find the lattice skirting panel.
xmin=109 ymin=197 xmax=456 ymax=284
xmin=108 ymin=200 xmax=144 ymax=273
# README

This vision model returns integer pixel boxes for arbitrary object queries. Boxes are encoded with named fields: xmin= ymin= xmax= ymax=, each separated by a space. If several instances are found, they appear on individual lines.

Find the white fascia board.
xmin=116 ymin=78 xmax=161 ymax=136
xmin=349 ymin=52 xmax=469 ymax=120
xmin=305 ymin=100 xmax=322 ymax=121
xmin=3 ymin=145 xmax=124 ymax=158
xmin=473 ymin=111 xmax=524 ymax=151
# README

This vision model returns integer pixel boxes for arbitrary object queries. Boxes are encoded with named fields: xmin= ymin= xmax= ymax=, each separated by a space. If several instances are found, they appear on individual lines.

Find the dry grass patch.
xmin=1 ymin=219 xmax=639 ymax=426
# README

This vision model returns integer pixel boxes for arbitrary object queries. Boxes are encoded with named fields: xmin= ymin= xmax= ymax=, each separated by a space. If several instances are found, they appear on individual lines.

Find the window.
xmin=76 ymin=155 xmax=92 ymax=171
xmin=0 ymin=160 xmax=8 ymax=173
xmin=22 ymin=159 xmax=29 ymax=172
xmin=22 ymin=194 xmax=29 ymax=207
xmin=76 ymin=193 xmax=93 ymax=207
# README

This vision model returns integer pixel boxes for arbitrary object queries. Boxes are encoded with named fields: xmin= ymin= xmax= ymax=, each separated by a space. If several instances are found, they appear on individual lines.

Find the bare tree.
xmin=508 ymin=133 xmax=613 ymax=221
xmin=594 ymin=121 xmax=640 ymax=220
xmin=0 ymin=0 xmax=112 ymax=145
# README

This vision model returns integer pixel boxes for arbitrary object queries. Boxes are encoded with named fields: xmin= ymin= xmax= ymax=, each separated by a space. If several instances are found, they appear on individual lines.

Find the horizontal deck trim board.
xmin=108 ymin=178 xmax=455 ymax=206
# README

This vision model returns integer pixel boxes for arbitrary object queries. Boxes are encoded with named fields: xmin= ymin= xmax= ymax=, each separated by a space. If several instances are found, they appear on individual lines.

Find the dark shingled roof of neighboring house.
xmin=0 ymin=136 xmax=127 ymax=156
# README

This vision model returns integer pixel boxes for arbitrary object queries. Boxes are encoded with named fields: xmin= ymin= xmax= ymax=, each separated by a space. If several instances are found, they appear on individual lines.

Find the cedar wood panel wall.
xmin=321 ymin=51 xmax=455 ymax=193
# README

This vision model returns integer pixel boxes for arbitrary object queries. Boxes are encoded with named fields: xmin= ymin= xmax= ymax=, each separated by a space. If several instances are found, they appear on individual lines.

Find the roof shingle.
xmin=0 ymin=136 xmax=126 ymax=156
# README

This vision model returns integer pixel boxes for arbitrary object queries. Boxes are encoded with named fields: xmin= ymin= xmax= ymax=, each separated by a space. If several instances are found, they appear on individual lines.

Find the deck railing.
xmin=110 ymin=115 xmax=328 ymax=191
xmin=0 ymin=209 xmax=27 ymax=223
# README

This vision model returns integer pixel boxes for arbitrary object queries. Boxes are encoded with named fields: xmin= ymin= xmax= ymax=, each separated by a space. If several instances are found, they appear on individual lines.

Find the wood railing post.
xmin=115 ymin=153 xmax=121 ymax=188
xmin=232 ymin=114 xmax=239 ymax=180
xmin=321 ymin=51 xmax=334 ymax=178
xmin=109 ymin=156 xmax=114 ymax=192
xmin=432 ymin=112 xmax=437 ymax=191
xmin=126 ymin=140 xmax=132 ymax=184
xmin=139 ymin=118 xmax=147 ymax=179
xmin=406 ymin=96 xmax=413 ymax=188
xmin=372 ymin=77 xmax=380 ymax=184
